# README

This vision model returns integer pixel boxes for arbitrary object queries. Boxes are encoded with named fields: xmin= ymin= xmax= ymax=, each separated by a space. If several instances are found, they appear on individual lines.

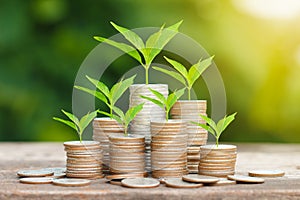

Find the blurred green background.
xmin=1 ymin=0 xmax=300 ymax=142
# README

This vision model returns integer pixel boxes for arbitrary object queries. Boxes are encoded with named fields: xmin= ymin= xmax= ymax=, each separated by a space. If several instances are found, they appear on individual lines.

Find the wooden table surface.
xmin=0 ymin=142 xmax=300 ymax=200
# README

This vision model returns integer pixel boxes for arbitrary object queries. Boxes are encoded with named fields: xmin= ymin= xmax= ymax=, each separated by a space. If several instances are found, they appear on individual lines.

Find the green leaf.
xmin=94 ymin=36 xmax=143 ymax=64
xmin=166 ymin=88 xmax=185 ymax=110
xmin=191 ymin=121 xmax=216 ymax=137
xmin=149 ymin=88 xmax=166 ymax=104
xmin=153 ymin=66 xmax=186 ymax=86
xmin=112 ymin=106 xmax=125 ymax=121
xmin=124 ymin=103 xmax=144 ymax=127
xmin=53 ymin=117 xmax=78 ymax=132
xmin=86 ymin=76 xmax=110 ymax=98
xmin=218 ymin=112 xmax=237 ymax=135
xmin=110 ymin=22 xmax=145 ymax=51
xmin=188 ymin=56 xmax=213 ymax=86
xmin=61 ymin=110 xmax=80 ymax=127
xmin=144 ymin=24 xmax=164 ymax=64
xmin=74 ymin=85 xmax=108 ymax=105
xmin=140 ymin=95 xmax=165 ymax=109
xmin=98 ymin=110 xmax=123 ymax=126
xmin=164 ymin=56 xmax=188 ymax=78
xmin=78 ymin=110 xmax=98 ymax=134
xmin=110 ymin=75 xmax=136 ymax=105
xmin=200 ymin=114 xmax=217 ymax=132
xmin=174 ymin=88 xmax=185 ymax=100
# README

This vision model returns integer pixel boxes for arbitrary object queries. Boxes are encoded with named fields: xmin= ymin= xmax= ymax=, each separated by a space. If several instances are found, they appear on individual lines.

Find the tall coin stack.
xmin=64 ymin=141 xmax=103 ymax=179
xmin=150 ymin=120 xmax=188 ymax=178
xmin=109 ymin=134 xmax=146 ymax=176
xmin=129 ymin=84 xmax=168 ymax=172
xmin=199 ymin=144 xmax=237 ymax=177
xmin=92 ymin=118 xmax=124 ymax=174
xmin=170 ymin=100 xmax=208 ymax=173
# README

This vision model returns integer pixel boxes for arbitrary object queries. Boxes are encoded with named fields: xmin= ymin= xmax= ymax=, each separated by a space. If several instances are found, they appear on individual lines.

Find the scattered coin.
xmin=182 ymin=174 xmax=219 ymax=183
xmin=17 ymin=169 xmax=54 ymax=177
xmin=52 ymin=178 xmax=91 ymax=187
xmin=165 ymin=178 xmax=203 ymax=188
xmin=108 ymin=179 xmax=123 ymax=186
xmin=19 ymin=177 xmax=53 ymax=184
xmin=248 ymin=170 xmax=285 ymax=178
xmin=207 ymin=178 xmax=236 ymax=186
xmin=106 ymin=172 xmax=148 ymax=180
xmin=227 ymin=175 xmax=265 ymax=184
xmin=121 ymin=178 xmax=160 ymax=188
xmin=52 ymin=172 xmax=66 ymax=178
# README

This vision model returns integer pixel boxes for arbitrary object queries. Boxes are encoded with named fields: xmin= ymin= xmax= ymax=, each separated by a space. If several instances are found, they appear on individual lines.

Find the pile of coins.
xmin=199 ymin=144 xmax=237 ymax=177
xmin=129 ymin=84 xmax=168 ymax=172
xmin=93 ymin=117 xmax=124 ymax=173
xmin=109 ymin=134 xmax=146 ymax=176
xmin=150 ymin=120 xmax=188 ymax=178
xmin=171 ymin=100 xmax=208 ymax=173
xmin=64 ymin=141 xmax=103 ymax=179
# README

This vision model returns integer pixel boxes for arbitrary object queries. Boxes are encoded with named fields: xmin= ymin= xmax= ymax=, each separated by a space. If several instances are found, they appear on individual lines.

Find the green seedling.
xmin=140 ymin=88 xmax=185 ymax=121
xmin=94 ymin=20 xmax=183 ymax=84
xmin=75 ymin=75 xmax=136 ymax=116
xmin=53 ymin=110 xmax=98 ymax=143
xmin=153 ymin=56 xmax=214 ymax=100
xmin=99 ymin=104 xmax=144 ymax=137
xmin=191 ymin=112 xmax=237 ymax=147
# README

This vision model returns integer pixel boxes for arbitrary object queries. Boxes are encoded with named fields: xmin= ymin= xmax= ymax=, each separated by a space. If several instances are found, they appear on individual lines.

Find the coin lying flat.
xmin=248 ymin=170 xmax=285 ymax=178
xmin=121 ymin=178 xmax=160 ymax=188
xmin=182 ymin=174 xmax=219 ymax=183
xmin=207 ymin=178 xmax=236 ymax=186
xmin=17 ymin=169 xmax=54 ymax=177
xmin=52 ymin=178 xmax=91 ymax=187
xmin=106 ymin=172 xmax=148 ymax=180
xmin=165 ymin=178 xmax=203 ymax=188
xmin=108 ymin=179 xmax=123 ymax=186
xmin=227 ymin=175 xmax=265 ymax=183
xmin=19 ymin=177 xmax=53 ymax=184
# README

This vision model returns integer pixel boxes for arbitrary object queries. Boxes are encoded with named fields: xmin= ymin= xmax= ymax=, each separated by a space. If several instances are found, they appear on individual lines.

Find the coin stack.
xmin=170 ymin=100 xmax=208 ymax=173
xmin=92 ymin=117 xmax=124 ymax=173
xmin=129 ymin=84 xmax=168 ymax=172
xmin=64 ymin=141 xmax=103 ymax=179
xmin=109 ymin=134 xmax=146 ymax=176
xmin=150 ymin=120 xmax=188 ymax=178
xmin=199 ymin=144 xmax=237 ymax=177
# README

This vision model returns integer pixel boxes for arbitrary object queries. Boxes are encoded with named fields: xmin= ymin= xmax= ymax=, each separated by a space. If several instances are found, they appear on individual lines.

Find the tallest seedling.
xmin=94 ymin=21 xmax=183 ymax=84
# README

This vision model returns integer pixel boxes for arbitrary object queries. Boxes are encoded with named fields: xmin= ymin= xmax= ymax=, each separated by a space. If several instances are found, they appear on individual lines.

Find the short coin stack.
xmin=92 ymin=118 xmax=124 ymax=173
xmin=199 ymin=144 xmax=237 ymax=177
xmin=171 ymin=100 xmax=208 ymax=173
xmin=129 ymin=84 xmax=168 ymax=172
xmin=150 ymin=120 xmax=188 ymax=178
xmin=64 ymin=141 xmax=103 ymax=179
xmin=109 ymin=134 xmax=146 ymax=176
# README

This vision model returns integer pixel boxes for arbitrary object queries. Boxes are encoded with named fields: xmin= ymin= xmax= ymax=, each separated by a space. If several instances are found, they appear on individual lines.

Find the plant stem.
xmin=145 ymin=64 xmax=149 ymax=84
xmin=188 ymin=88 xmax=191 ymax=100
xmin=165 ymin=110 xmax=169 ymax=121
xmin=79 ymin=132 xmax=82 ymax=143
xmin=216 ymin=138 xmax=219 ymax=148
xmin=124 ymin=125 xmax=128 ymax=137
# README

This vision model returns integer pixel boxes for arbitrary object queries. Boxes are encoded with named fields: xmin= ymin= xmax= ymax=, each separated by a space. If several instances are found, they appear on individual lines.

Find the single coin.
xmin=17 ymin=169 xmax=54 ymax=177
xmin=227 ymin=175 xmax=265 ymax=183
xmin=106 ymin=172 xmax=148 ymax=180
xmin=207 ymin=178 xmax=236 ymax=186
xmin=121 ymin=178 xmax=160 ymax=188
xmin=182 ymin=174 xmax=219 ymax=183
xmin=19 ymin=177 xmax=53 ymax=184
xmin=165 ymin=178 xmax=203 ymax=188
xmin=52 ymin=178 xmax=91 ymax=186
xmin=43 ymin=167 xmax=66 ymax=173
xmin=248 ymin=170 xmax=285 ymax=178
xmin=109 ymin=179 xmax=123 ymax=186
xmin=52 ymin=172 xmax=66 ymax=178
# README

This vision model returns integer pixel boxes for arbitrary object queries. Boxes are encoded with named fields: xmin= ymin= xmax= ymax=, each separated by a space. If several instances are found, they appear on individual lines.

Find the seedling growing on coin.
xmin=98 ymin=104 xmax=144 ymax=136
xmin=140 ymin=88 xmax=185 ymax=121
xmin=75 ymin=75 xmax=136 ymax=116
xmin=94 ymin=20 xmax=183 ymax=84
xmin=192 ymin=112 xmax=236 ymax=147
xmin=153 ymin=56 xmax=213 ymax=100
xmin=191 ymin=112 xmax=237 ymax=147
xmin=53 ymin=110 xmax=98 ymax=143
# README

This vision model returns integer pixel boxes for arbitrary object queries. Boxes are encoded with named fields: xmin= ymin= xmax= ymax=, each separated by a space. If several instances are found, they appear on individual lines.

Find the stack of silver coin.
xmin=171 ymin=100 xmax=208 ymax=173
xmin=129 ymin=84 xmax=168 ymax=172
xmin=64 ymin=141 xmax=103 ymax=179
xmin=92 ymin=118 xmax=124 ymax=174
xmin=150 ymin=120 xmax=188 ymax=178
xmin=109 ymin=134 xmax=146 ymax=176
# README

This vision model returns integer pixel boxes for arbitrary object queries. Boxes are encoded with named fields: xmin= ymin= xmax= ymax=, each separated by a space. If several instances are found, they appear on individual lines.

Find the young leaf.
xmin=200 ymin=115 xmax=217 ymax=132
xmin=111 ymin=106 xmax=125 ymax=121
xmin=98 ymin=110 xmax=123 ymax=126
xmin=164 ymin=56 xmax=188 ymax=78
xmin=140 ymin=95 xmax=165 ymax=109
xmin=166 ymin=88 xmax=185 ymax=110
xmin=61 ymin=110 xmax=80 ymax=127
xmin=124 ymin=103 xmax=144 ymax=126
xmin=110 ymin=75 xmax=136 ymax=105
xmin=74 ymin=85 xmax=108 ymax=105
xmin=219 ymin=112 xmax=237 ymax=134
xmin=79 ymin=110 xmax=98 ymax=134
xmin=53 ymin=117 xmax=78 ymax=132
xmin=152 ymin=66 xmax=186 ymax=86
xmin=188 ymin=56 xmax=213 ymax=86
xmin=191 ymin=121 xmax=216 ymax=137
xmin=86 ymin=76 xmax=110 ymax=98
xmin=149 ymin=88 xmax=166 ymax=103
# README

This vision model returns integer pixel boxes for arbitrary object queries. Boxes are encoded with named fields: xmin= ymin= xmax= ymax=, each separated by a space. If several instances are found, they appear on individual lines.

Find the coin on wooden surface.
xmin=165 ymin=178 xmax=203 ymax=188
xmin=248 ymin=170 xmax=285 ymax=178
xmin=106 ymin=172 xmax=148 ymax=180
xmin=52 ymin=178 xmax=91 ymax=186
xmin=121 ymin=178 xmax=160 ymax=188
xmin=227 ymin=175 xmax=265 ymax=183
xmin=17 ymin=169 xmax=54 ymax=177
xmin=182 ymin=174 xmax=219 ymax=184
xmin=19 ymin=177 xmax=53 ymax=184
xmin=207 ymin=178 xmax=236 ymax=186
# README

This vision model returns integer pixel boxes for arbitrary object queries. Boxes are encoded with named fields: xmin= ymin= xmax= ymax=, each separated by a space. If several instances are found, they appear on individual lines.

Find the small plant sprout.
xmin=53 ymin=110 xmax=98 ymax=143
xmin=191 ymin=112 xmax=237 ymax=147
xmin=74 ymin=75 xmax=136 ymax=116
xmin=94 ymin=21 xmax=183 ymax=84
xmin=140 ymin=88 xmax=185 ymax=121
xmin=98 ymin=104 xmax=144 ymax=137
xmin=153 ymin=56 xmax=214 ymax=100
